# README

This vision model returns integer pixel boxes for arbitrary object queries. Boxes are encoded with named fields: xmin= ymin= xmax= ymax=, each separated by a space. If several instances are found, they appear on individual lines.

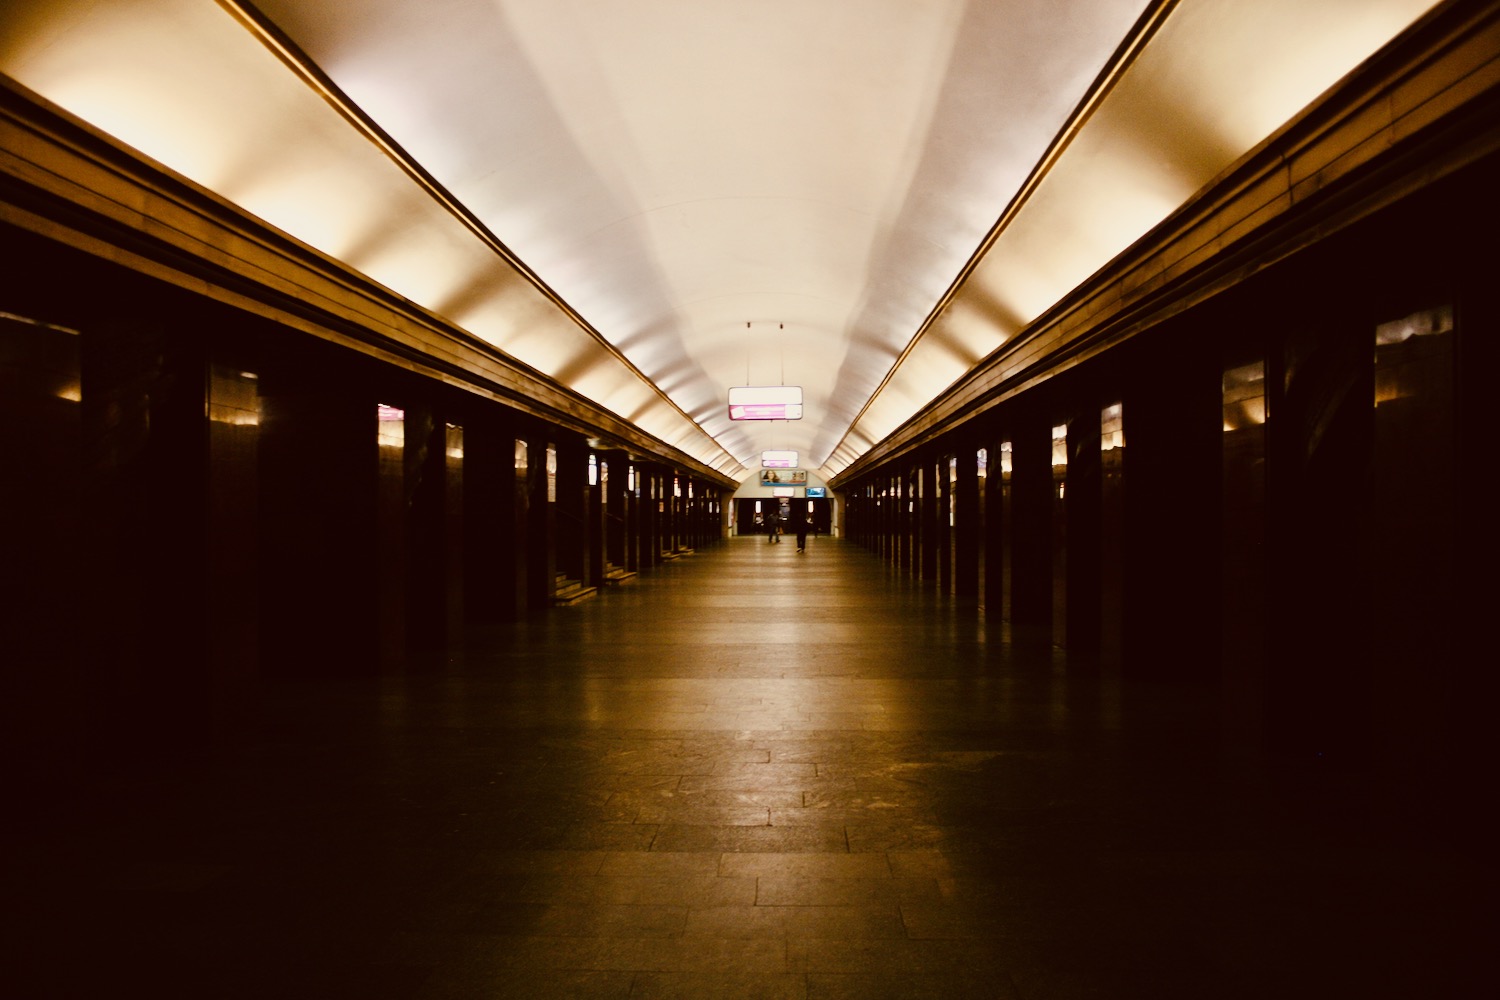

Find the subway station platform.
xmin=3 ymin=536 xmax=1478 ymax=999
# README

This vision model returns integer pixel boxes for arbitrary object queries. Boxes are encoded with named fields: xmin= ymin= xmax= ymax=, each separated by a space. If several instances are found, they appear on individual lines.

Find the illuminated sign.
xmin=761 ymin=450 xmax=798 ymax=468
xmin=805 ymin=487 xmax=827 ymax=499
xmin=729 ymin=386 xmax=802 ymax=421
xmin=772 ymin=487 xmax=795 ymax=497
xmin=760 ymin=469 xmax=807 ymax=486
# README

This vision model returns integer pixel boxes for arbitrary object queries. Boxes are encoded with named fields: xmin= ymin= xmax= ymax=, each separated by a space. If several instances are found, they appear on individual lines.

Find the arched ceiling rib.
xmin=0 ymin=0 xmax=1443 ymax=482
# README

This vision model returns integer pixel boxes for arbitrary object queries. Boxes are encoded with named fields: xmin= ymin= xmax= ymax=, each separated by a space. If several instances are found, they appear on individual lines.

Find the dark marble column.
xmin=942 ymin=452 xmax=966 ymax=593
xmin=672 ymin=474 xmax=686 ymax=552
xmin=404 ymin=401 xmax=457 ymax=653
xmin=587 ymin=450 xmax=605 ymax=586
xmin=1099 ymin=403 xmax=1126 ymax=669
xmin=1065 ymin=406 xmax=1103 ymax=655
xmin=259 ymin=363 xmax=378 ymax=675
xmin=1369 ymin=301 xmax=1455 ymax=769
xmin=206 ymin=363 xmax=261 ymax=723
xmin=79 ymin=318 xmax=216 ymax=757
xmin=555 ymin=434 xmax=590 ymax=586
xmin=918 ymin=459 xmax=937 ymax=583
xmin=1452 ymin=217 xmax=1496 ymax=802
xmin=1121 ymin=334 xmax=1221 ymax=683
xmin=664 ymin=472 xmax=680 ymax=553
xmin=374 ymin=399 xmax=408 ymax=665
xmin=1009 ymin=417 xmax=1053 ymax=636
xmin=899 ymin=469 xmax=916 ymax=577
xmin=982 ymin=435 xmax=1011 ymax=623
xmin=603 ymin=450 xmax=630 ymax=572
xmin=1220 ymin=357 xmax=1267 ymax=752
xmin=523 ymin=429 xmax=554 ymax=611
xmin=639 ymin=465 xmax=661 ymax=570
xmin=463 ymin=410 xmax=526 ymax=624
xmin=1264 ymin=311 xmax=1371 ymax=754
xmin=625 ymin=459 xmax=641 ymax=573
xmin=1 ymin=313 xmax=83 ymax=793
xmin=876 ymin=476 xmax=888 ymax=563
xmin=1049 ymin=421 xmax=1069 ymax=649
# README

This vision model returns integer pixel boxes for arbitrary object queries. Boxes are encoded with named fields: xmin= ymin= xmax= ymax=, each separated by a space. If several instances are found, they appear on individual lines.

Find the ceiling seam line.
xmin=214 ymin=0 xmax=744 ymax=475
xmin=0 ymin=88 xmax=740 ymax=484
xmin=819 ymin=0 xmax=1181 ymax=473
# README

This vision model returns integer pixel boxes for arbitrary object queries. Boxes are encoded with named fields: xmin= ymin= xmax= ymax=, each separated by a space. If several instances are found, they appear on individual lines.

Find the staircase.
xmin=551 ymin=573 xmax=598 ymax=606
xmin=603 ymin=562 xmax=637 ymax=586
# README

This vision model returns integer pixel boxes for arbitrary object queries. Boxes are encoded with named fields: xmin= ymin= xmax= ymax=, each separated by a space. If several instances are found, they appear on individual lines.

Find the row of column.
xmin=1 ymin=223 xmax=727 ymax=793
xmin=841 ymin=163 xmax=1492 ymax=767
xmin=845 ymin=371 xmax=1208 ymax=669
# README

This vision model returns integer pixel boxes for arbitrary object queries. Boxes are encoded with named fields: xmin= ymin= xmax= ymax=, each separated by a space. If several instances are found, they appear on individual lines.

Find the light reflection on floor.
xmin=4 ymin=537 xmax=1473 ymax=998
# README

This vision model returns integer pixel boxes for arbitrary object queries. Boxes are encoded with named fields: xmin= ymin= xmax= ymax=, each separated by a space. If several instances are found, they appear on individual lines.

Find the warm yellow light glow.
xmin=1376 ymin=305 xmax=1453 ymax=345
xmin=1222 ymin=398 xmax=1268 ymax=430
xmin=210 ymin=367 xmax=260 ymax=425
xmin=1223 ymin=362 xmax=1267 ymax=430
xmin=0 ymin=0 xmax=1440 ymax=481
xmin=1101 ymin=403 xmax=1124 ymax=451
xmin=850 ymin=0 xmax=1438 ymax=467
xmin=377 ymin=404 xmax=404 ymax=447
xmin=1151 ymin=0 xmax=1442 ymax=157
xmin=0 ymin=0 xmax=739 ymax=475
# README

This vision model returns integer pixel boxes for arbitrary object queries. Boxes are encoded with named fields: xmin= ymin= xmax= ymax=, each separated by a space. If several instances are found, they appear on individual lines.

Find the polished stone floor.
xmin=4 ymin=537 xmax=1478 ymax=998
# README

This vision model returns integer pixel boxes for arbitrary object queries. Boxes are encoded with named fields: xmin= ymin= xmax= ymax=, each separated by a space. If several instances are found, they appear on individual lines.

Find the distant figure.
xmin=765 ymin=508 xmax=780 ymax=542
xmin=795 ymin=515 xmax=811 ymax=553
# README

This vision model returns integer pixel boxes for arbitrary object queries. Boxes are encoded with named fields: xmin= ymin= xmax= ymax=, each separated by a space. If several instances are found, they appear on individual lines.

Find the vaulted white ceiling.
xmin=0 ymin=0 xmax=1440 ymax=483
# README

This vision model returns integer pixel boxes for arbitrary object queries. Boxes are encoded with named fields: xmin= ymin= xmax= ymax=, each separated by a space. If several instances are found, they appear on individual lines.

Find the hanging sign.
xmin=729 ymin=386 xmax=802 ymax=420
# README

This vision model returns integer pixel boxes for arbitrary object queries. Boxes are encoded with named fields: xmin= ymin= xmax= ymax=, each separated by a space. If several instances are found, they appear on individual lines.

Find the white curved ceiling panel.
xmin=0 ymin=0 xmax=735 ymax=471
xmin=244 ymin=0 xmax=1155 ymax=482
xmin=0 ymin=0 xmax=1442 ymax=486
xmin=839 ymin=0 xmax=1440 ymax=472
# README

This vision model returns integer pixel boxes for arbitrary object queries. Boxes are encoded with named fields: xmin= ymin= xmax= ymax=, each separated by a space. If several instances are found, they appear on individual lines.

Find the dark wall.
xmin=0 ymin=220 xmax=726 ymax=814
xmin=844 ymin=152 xmax=1497 ymax=776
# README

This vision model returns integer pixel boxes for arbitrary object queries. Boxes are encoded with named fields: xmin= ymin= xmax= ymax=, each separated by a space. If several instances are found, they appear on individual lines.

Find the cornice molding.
xmin=825 ymin=0 xmax=1182 ymax=466
xmin=0 ymin=76 xmax=739 ymax=489
xmin=830 ymin=0 xmax=1500 ymax=489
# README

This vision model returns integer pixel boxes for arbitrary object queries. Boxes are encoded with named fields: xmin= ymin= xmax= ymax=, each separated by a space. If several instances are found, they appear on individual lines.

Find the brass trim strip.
xmin=826 ymin=0 xmax=1500 ymax=487
xmin=215 ymin=0 xmax=744 ymax=475
xmin=0 ymin=76 xmax=742 ymax=487
xmin=820 ymin=0 xmax=1181 ymax=471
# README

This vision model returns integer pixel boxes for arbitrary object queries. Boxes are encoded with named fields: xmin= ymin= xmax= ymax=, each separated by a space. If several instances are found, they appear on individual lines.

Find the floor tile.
xmin=3 ymin=537 xmax=1477 ymax=999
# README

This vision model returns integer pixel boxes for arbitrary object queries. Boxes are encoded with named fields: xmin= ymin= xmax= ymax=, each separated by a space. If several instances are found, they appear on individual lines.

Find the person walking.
xmin=795 ymin=514 xmax=811 ymax=553
xmin=765 ymin=507 xmax=780 ymax=542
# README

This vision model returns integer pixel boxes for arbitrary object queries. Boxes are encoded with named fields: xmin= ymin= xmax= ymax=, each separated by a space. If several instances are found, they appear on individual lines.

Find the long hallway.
xmin=5 ymin=536 xmax=1473 ymax=999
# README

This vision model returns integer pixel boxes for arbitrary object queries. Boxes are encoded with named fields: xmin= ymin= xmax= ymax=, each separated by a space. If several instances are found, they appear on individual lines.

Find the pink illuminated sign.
xmin=728 ymin=386 xmax=803 ymax=421
xmin=732 ymin=403 xmax=801 ymax=420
